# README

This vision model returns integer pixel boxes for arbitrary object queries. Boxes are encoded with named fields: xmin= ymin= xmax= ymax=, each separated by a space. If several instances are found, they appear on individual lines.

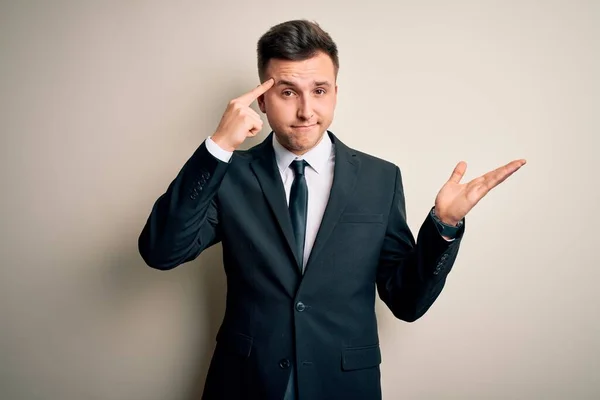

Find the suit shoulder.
xmin=349 ymin=147 xmax=399 ymax=174
xmin=231 ymin=149 xmax=253 ymax=161
xmin=228 ymin=145 xmax=262 ymax=164
xmin=229 ymin=138 xmax=272 ymax=163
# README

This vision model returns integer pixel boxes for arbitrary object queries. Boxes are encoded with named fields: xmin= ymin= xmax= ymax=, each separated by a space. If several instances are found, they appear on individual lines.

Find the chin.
xmin=299 ymin=137 xmax=324 ymax=152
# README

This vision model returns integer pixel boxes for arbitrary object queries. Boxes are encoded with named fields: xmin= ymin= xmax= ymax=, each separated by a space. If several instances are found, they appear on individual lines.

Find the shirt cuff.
xmin=205 ymin=136 xmax=233 ymax=163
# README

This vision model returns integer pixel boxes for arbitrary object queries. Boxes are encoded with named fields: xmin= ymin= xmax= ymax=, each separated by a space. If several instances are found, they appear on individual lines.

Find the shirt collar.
xmin=272 ymin=132 xmax=333 ymax=175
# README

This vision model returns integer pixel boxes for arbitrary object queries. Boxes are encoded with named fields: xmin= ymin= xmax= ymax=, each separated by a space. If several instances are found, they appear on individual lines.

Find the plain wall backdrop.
xmin=1 ymin=1 xmax=598 ymax=399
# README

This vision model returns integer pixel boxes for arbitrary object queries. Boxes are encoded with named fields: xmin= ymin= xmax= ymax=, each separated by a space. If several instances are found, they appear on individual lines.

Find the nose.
xmin=296 ymin=96 xmax=314 ymax=121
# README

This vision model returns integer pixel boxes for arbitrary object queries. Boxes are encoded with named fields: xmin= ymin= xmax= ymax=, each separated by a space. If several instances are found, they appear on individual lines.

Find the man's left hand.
xmin=434 ymin=159 xmax=527 ymax=226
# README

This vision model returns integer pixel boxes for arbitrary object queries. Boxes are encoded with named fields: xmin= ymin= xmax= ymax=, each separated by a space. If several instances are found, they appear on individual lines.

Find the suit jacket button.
xmin=279 ymin=359 xmax=290 ymax=369
xmin=295 ymin=302 xmax=306 ymax=312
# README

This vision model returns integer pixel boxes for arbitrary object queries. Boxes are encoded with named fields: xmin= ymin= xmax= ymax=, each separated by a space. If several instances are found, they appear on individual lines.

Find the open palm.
xmin=434 ymin=159 xmax=527 ymax=225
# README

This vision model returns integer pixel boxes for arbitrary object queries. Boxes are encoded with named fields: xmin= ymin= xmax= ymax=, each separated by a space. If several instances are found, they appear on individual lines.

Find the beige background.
xmin=1 ymin=1 xmax=598 ymax=399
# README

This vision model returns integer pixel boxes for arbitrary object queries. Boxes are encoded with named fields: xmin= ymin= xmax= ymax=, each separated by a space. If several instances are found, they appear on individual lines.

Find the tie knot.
xmin=291 ymin=159 xmax=308 ymax=176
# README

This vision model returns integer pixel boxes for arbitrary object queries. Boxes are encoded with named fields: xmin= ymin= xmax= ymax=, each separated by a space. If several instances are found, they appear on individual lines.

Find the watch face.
xmin=436 ymin=219 xmax=458 ymax=236
xmin=443 ymin=226 xmax=457 ymax=234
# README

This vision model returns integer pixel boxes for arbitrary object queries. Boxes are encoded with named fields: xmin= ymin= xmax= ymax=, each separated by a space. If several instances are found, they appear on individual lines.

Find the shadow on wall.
xmin=108 ymin=221 xmax=227 ymax=399
xmin=184 ymin=245 xmax=227 ymax=400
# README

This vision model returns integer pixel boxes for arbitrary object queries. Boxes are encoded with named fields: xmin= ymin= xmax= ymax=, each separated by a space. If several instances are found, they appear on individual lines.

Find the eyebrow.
xmin=276 ymin=79 xmax=332 ymax=88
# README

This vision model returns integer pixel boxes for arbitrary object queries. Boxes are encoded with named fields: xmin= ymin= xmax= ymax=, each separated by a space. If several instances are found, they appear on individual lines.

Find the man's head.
xmin=256 ymin=20 xmax=339 ymax=155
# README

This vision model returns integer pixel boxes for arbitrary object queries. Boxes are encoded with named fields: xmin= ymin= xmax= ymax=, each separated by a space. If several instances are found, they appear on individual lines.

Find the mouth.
xmin=292 ymin=123 xmax=318 ymax=130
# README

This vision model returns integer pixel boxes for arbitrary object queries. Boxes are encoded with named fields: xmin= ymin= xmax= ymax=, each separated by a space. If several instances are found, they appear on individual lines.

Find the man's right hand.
xmin=211 ymin=78 xmax=274 ymax=152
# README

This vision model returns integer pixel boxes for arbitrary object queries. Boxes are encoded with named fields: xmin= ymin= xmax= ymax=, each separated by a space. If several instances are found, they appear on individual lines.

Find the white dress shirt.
xmin=205 ymin=134 xmax=335 ymax=270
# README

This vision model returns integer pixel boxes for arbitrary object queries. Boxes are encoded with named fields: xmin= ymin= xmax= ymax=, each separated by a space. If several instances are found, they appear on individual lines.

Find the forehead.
xmin=265 ymin=52 xmax=336 ymax=86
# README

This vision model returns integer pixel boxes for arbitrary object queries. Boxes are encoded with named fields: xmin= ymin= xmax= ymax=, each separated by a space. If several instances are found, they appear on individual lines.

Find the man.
xmin=138 ymin=20 xmax=526 ymax=400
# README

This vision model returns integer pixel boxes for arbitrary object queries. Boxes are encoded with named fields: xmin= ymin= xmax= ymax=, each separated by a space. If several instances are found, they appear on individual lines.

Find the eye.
xmin=282 ymin=90 xmax=295 ymax=97
xmin=315 ymin=88 xmax=326 ymax=95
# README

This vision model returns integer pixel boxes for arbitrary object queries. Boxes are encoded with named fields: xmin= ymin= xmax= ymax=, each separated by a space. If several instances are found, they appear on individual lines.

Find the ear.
xmin=257 ymin=94 xmax=266 ymax=113
xmin=334 ymin=84 xmax=338 ymax=105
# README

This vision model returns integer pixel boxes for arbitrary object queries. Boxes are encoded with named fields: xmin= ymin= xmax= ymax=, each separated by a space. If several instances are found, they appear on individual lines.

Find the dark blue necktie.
xmin=289 ymin=160 xmax=308 ymax=272
xmin=283 ymin=160 xmax=308 ymax=400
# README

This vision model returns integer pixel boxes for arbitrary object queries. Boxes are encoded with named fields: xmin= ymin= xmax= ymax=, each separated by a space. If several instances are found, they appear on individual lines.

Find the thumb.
xmin=448 ymin=161 xmax=467 ymax=184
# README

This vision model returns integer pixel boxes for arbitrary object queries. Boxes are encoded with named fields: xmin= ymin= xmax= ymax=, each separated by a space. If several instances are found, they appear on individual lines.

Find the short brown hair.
xmin=257 ymin=20 xmax=339 ymax=81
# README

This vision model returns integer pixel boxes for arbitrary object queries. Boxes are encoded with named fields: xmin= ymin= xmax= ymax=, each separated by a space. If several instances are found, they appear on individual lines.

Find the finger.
xmin=241 ymin=107 xmax=263 ymax=127
xmin=482 ymin=159 xmax=526 ymax=190
xmin=245 ymin=111 xmax=263 ymax=136
xmin=448 ymin=161 xmax=467 ymax=184
xmin=248 ymin=115 xmax=263 ymax=134
xmin=248 ymin=119 xmax=263 ymax=136
xmin=246 ymin=107 xmax=262 ymax=121
xmin=237 ymin=78 xmax=275 ymax=106
xmin=249 ymin=125 xmax=262 ymax=136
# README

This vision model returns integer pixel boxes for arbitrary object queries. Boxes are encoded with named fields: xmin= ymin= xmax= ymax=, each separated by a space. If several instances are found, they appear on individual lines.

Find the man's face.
xmin=258 ymin=51 xmax=338 ymax=155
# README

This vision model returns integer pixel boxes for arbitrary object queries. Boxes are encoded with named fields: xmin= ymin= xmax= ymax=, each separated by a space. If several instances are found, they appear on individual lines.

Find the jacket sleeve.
xmin=138 ymin=140 xmax=231 ymax=270
xmin=376 ymin=166 xmax=466 ymax=322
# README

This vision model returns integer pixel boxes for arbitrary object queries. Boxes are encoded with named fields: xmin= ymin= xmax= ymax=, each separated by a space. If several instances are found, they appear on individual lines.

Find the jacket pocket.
xmin=341 ymin=344 xmax=382 ymax=371
xmin=339 ymin=213 xmax=383 ymax=224
xmin=216 ymin=331 xmax=253 ymax=358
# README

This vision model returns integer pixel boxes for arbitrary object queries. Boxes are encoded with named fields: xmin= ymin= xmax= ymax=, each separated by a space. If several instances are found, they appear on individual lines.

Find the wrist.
xmin=431 ymin=207 xmax=463 ymax=239
xmin=211 ymin=133 xmax=237 ymax=152
xmin=433 ymin=208 xmax=460 ymax=226
xmin=440 ymin=217 xmax=461 ymax=227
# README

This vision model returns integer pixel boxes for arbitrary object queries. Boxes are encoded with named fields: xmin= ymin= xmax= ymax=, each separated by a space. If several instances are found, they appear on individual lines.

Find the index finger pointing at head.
xmin=238 ymin=78 xmax=274 ymax=105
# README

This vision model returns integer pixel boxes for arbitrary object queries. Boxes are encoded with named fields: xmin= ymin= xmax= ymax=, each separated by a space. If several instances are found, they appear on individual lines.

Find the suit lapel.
xmin=304 ymin=132 xmax=360 ymax=272
xmin=248 ymin=132 xmax=360 ymax=276
xmin=249 ymin=134 xmax=301 ymax=269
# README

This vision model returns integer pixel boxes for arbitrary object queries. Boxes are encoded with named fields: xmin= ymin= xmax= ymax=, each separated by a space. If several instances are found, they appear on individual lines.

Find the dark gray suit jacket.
xmin=138 ymin=131 xmax=465 ymax=400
